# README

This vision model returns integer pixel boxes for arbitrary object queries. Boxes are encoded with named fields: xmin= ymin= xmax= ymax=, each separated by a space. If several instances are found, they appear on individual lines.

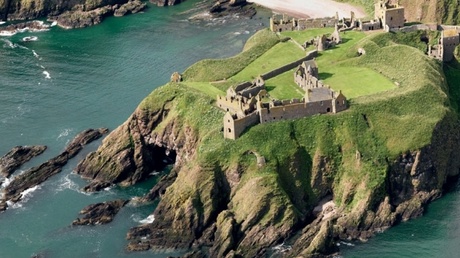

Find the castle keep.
xmin=217 ymin=54 xmax=347 ymax=140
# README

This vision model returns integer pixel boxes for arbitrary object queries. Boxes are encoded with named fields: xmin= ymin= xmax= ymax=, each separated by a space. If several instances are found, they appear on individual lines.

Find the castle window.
xmin=228 ymin=128 xmax=231 ymax=133
xmin=228 ymin=120 xmax=230 ymax=123
xmin=227 ymin=108 xmax=229 ymax=111
xmin=320 ymin=101 xmax=323 ymax=106
xmin=343 ymin=100 xmax=346 ymax=105
xmin=327 ymin=108 xmax=331 ymax=112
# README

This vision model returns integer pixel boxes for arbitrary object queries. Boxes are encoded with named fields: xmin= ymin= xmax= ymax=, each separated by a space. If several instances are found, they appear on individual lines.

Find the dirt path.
xmin=248 ymin=0 xmax=366 ymax=19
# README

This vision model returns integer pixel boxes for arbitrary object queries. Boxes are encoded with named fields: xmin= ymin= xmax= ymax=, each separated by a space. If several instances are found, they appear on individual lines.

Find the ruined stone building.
xmin=429 ymin=29 xmax=460 ymax=62
xmin=269 ymin=14 xmax=338 ymax=32
xmin=218 ymin=60 xmax=347 ymax=140
xmin=374 ymin=0 xmax=405 ymax=30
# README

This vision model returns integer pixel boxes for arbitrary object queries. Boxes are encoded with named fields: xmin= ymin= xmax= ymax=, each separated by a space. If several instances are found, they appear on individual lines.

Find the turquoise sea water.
xmin=0 ymin=1 xmax=459 ymax=257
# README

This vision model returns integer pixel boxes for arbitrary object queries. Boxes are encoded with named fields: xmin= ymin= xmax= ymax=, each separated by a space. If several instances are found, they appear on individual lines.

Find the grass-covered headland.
xmin=83 ymin=27 xmax=460 ymax=256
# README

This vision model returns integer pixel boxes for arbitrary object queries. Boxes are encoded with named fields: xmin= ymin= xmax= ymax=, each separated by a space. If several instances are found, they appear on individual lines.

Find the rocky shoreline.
xmin=0 ymin=0 xmax=256 ymax=30
xmin=0 ymin=128 xmax=108 ymax=211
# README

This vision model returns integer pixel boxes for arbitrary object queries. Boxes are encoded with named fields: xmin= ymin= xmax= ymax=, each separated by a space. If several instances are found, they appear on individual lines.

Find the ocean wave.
xmin=139 ymin=214 xmax=155 ymax=224
xmin=1 ymin=38 xmax=15 ymax=48
xmin=6 ymin=185 xmax=41 ymax=209
xmin=32 ymin=50 xmax=42 ymax=60
xmin=43 ymin=71 xmax=51 ymax=79
xmin=55 ymin=173 xmax=80 ymax=193
xmin=1 ymin=176 xmax=11 ymax=188
xmin=57 ymin=128 xmax=73 ymax=140
xmin=0 ymin=30 xmax=16 ymax=36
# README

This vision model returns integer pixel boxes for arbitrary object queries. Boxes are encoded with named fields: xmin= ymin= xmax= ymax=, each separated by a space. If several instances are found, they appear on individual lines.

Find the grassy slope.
xmin=139 ymin=28 xmax=453 ymax=216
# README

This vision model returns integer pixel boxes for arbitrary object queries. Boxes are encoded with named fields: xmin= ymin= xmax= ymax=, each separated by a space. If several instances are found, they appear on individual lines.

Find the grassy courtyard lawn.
xmin=281 ymin=28 xmax=334 ymax=45
xmin=320 ymin=66 xmax=396 ymax=99
xmin=185 ymin=82 xmax=225 ymax=97
xmin=230 ymin=40 xmax=305 ymax=82
xmin=265 ymin=69 xmax=305 ymax=99
xmin=316 ymin=30 xmax=368 ymax=64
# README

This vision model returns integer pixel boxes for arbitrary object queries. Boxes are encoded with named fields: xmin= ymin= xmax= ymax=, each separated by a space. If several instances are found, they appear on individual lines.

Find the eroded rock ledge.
xmin=72 ymin=199 xmax=128 ymax=225
xmin=49 ymin=0 xmax=147 ymax=29
xmin=0 ymin=145 xmax=47 ymax=178
xmin=0 ymin=128 xmax=108 ymax=211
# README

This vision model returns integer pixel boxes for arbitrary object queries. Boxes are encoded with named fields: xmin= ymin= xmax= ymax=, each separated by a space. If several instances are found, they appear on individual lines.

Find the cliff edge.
xmin=75 ymin=29 xmax=460 ymax=256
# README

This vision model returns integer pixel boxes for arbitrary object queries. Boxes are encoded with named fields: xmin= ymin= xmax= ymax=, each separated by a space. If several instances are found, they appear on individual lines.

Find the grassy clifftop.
xmin=83 ymin=28 xmax=460 ymax=255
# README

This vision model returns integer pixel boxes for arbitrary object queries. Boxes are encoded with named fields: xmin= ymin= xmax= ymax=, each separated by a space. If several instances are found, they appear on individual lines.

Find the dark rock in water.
xmin=0 ymin=145 xmax=47 ymax=177
xmin=0 ymin=21 xmax=50 ymax=34
xmin=140 ymin=168 xmax=178 ymax=202
xmin=150 ymin=0 xmax=184 ymax=7
xmin=0 ymin=128 xmax=108 ymax=210
xmin=72 ymin=199 xmax=128 ymax=225
xmin=50 ymin=6 xmax=114 ymax=29
xmin=209 ymin=0 xmax=256 ymax=18
xmin=82 ymin=181 xmax=113 ymax=192
xmin=114 ymin=0 xmax=147 ymax=17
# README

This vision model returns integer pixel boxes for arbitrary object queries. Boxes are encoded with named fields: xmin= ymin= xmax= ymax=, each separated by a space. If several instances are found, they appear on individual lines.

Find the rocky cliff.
xmin=0 ymin=0 xmax=146 ymax=28
xmin=74 ymin=29 xmax=460 ymax=256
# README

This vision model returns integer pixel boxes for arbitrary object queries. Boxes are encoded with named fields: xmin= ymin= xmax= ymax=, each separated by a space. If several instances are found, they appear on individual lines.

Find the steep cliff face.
xmin=399 ymin=0 xmax=460 ymax=25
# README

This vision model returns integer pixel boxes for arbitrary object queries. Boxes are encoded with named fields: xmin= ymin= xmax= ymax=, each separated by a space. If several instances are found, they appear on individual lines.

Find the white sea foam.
xmin=7 ymin=185 xmax=41 ymax=209
xmin=32 ymin=50 xmax=40 ymax=58
xmin=0 ymin=30 xmax=16 ymax=36
xmin=1 ymin=177 xmax=11 ymax=188
xmin=1 ymin=39 xmax=15 ymax=48
xmin=43 ymin=71 xmax=51 ymax=79
xmin=339 ymin=241 xmax=355 ymax=247
xmin=50 ymin=21 xmax=57 ymax=27
xmin=272 ymin=242 xmax=292 ymax=253
xmin=57 ymin=128 xmax=72 ymax=140
xmin=0 ymin=21 xmax=5 ymax=25
xmin=56 ymin=174 xmax=78 ymax=192
xmin=139 ymin=214 xmax=155 ymax=224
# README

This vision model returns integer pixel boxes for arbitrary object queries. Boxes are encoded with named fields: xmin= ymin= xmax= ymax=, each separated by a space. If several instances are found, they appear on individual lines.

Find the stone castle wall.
xmin=224 ymin=112 xmax=259 ymax=140
xmin=258 ymin=99 xmax=335 ymax=124
xmin=270 ymin=17 xmax=337 ymax=32
xmin=261 ymin=50 xmax=318 ymax=81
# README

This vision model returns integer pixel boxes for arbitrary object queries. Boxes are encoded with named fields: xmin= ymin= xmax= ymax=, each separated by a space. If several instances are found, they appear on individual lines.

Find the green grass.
xmin=321 ymin=66 xmax=396 ymax=99
xmin=229 ymin=40 xmax=305 ymax=82
xmin=139 ymin=28 xmax=453 ymax=217
xmin=281 ymin=28 xmax=334 ymax=46
xmin=185 ymin=82 xmax=225 ymax=98
xmin=265 ymin=69 xmax=304 ymax=99
xmin=182 ymin=29 xmax=281 ymax=82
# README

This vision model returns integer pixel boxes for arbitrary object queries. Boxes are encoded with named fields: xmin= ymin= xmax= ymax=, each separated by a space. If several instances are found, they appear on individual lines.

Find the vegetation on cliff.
xmin=75 ymin=26 xmax=460 ymax=256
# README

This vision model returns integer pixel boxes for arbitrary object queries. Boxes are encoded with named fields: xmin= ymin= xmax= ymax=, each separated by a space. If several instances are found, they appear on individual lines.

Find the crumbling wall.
xmin=262 ymin=50 xmax=318 ymax=80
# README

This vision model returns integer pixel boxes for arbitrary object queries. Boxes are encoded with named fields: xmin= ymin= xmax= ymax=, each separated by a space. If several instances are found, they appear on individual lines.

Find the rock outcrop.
xmin=0 ymin=145 xmax=47 ymax=178
xmin=0 ymin=0 xmax=146 ymax=29
xmin=72 ymin=199 xmax=128 ymax=225
xmin=208 ymin=0 xmax=256 ymax=19
xmin=150 ymin=0 xmax=183 ymax=7
xmin=0 ymin=128 xmax=108 ymax=211
xmin=73 ymin=28 xmax=460 ymax=256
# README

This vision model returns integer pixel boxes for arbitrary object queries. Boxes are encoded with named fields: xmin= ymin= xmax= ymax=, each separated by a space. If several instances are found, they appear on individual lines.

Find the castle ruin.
xmin=218 ymin=55 xmax=347 ymax=140
xmin=429 ymin=28 xmax=460 ymax=62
